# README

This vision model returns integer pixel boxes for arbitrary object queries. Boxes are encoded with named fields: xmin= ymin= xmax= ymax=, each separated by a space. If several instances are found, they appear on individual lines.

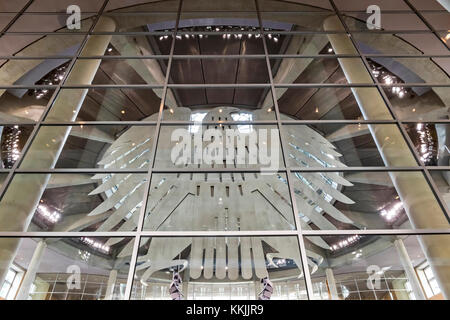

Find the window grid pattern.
xmin=0 ymin=268 xmax=18 ymax=299
xmin=0 ymin=0 xmax=448 ymax=300
xmin=418 ymin=262 xmax=442 ymax=298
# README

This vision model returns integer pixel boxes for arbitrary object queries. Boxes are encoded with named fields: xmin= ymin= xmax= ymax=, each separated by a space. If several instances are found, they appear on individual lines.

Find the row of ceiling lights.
xmin=80 ymin=237 xmax=111 ymax=254
xmin=329 ymin=234 xmax=361 ymax=251
xmin=2 ymin=125 xmax=21 ymax=168
xmin=380 ymin=200 xmax=403 ymax=222
xmin=78 ymin=250 xmax=91 ymax=262
xmin=368 ymin=60 xmax=409 ymax=99
xmin=416 ymin=123 xmax=436 ymax=164
xmin=36 ymin=203 xmax=61 ymax=224
xmin=31 ymin=63 xmax=69 ymax=100
xmin=34 ymin=204 xmax=111 ymax=255
xmin=159 ymin=26 xmax=281 ymax=43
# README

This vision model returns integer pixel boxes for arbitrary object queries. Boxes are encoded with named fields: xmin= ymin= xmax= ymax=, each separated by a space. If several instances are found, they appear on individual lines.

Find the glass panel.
xmin=275 ymin=86 xmax=367 ymax=120
xmin=163 ymin=107 xmax=274 ymax=125
xmin=131 ymin=236 xmax=306 ymax=300
xmin=155 ymin=123 xmax=282 ymax=170
xmin=163 ymin=87 xmax=275 ymax=115
xmin=422 ymin=12 xmax=450 ymax=30
xmin=258 ymin=0 xmax=332 ymax=11
xmin=0 ymin=34 xmax=86 ymax=57
xmin=100 ymin=12 xmax=179 ymax=33
xmin=88 ymin=34 xmax=173 ymax=56
xmin=4 ymin=269 xmax=16 ymax=283
xmin=169 ymin=58 xmax=269 ymax=84
xmin=353 ymin=32 xmax=449 ymax=55
xmin=382 ymin=86 xmax=450 ymax=121
xmin=0 ymin=1 xmax=28 ymax=12
xmin=0 ymin=237 xmax=133 ymax=300
xmin=271 ymin=57 xmax=364 ymax=84
xmin=0 ymin=173 xmax=6 ymax=189
xmin=0 ymin=60 xmax=70 ymax=101
xmin=260 ymin=12 xmax=340 ymax=31
xmin=292 ymin=170 xmax=449 ymax=230
xmin=306 ymin=234 xmax=446 ymax=300
xmin=179 ymin=13 xmax=259 ymax=34
xmin=18 ymin=125 xmax=155 ymax=169
xmin=0 ymin=125 xmax=35 ymax=168
xmin=424 ymin=266 xmax=434 ymax=279
xmin=369 ymin=57 xmax=450 ymax=85
xmin=403 ymin=123 xmax=444 ymax=166
xmin=409 ymin=0 xmax=449 ymax=11
xmin=0 ymin=283 xmax=10 ymax=298
xmin=181 ymin=0 xmax=256 ymax=12
xmin=43 ymin=88 xmax=162 ymax=122
xmin=0 ymin=14 xmax=16 ymax=30
xmin=430 ymin=279 xmax=441 ymax=294
xmin=267 ymin=34 xmax=344 ymax=55
xmin=342 ymin=13 xmax=429 ymax=31
xmin=143 ymin=171 xmax=296 ymax=231
xmin=174 ymin=32 xmax=265 ymax=55
xmin=429 ymin=171 xmax=450 ymax=209
xmin=0 ymin=173 xmax=146 ymax=232
xmin=0 ymin=87 xmax=55 ymax=121
xmin=281 ymin=123 xmax=401 ymax=167
xmin=8 ymin=14 xmax=94 ymax=32
xmin=333 ymin=0 xmax=411 ymax=11
xmin=26 ymin=0 xmax=104 ymax=12
xmin=105 ymin=0 xmax=180 ymax=13
xmin=63 ymin=58 xmax=168 ymax=85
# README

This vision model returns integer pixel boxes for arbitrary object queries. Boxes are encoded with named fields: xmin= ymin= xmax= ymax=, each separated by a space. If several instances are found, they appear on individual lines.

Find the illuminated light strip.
xmin=3 ymin=126 xmax=22 ymax=168
xmin=37 ymin=204 xmax=61 ymax=224
xmin=330 ymin=235 xmax=361 ymax=251
xmin=368 ymin=60 xmax=408 ymax=99
xmin=80 ymin=237 xmax=110 ymax=254
xmin=158 ymin=25 xmax=280 ymax=43
xmin=380 ymin=201 xmax=403 ymax=222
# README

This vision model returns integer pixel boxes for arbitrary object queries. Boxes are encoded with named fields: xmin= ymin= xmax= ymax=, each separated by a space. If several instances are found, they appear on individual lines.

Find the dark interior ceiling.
xmin=69 ymin=31 xmax=380 ymax=170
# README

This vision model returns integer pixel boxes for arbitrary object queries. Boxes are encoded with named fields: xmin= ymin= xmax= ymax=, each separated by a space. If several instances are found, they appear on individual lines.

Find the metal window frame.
xmin=0 ymin=0 xmax=448 ymax=301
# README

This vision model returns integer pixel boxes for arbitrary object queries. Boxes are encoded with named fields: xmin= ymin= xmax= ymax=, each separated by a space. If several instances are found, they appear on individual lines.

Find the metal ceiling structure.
xmin=0 ymin=0 xmax=449 ymax=301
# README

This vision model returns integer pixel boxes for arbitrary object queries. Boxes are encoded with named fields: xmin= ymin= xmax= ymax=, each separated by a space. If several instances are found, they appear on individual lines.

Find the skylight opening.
xmin=189 ymin=112 xmax=207 ymax=133
xmin=231 ymin=112 xmax=253 ymax=133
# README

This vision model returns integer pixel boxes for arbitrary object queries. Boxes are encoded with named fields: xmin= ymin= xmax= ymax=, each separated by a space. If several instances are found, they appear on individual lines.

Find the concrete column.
xmin=325 ymin=268 xmax=339 ymax=300
xmin=394 ymin=238 xmax=426 ymax=300
xmin=254 ymin=280 xmax=261 ymax=300
xmin=181 ymin=270 xmax=189 ymax=300
xmin=324 ymin=15 xmax=450 ymax=299
xmin=104 ymin=269 xmax=118 ymax=300
xmin=15 ymin=240 xmax=47 ymax=300
xmin=0 ymin=17 xmax=116 ymax=287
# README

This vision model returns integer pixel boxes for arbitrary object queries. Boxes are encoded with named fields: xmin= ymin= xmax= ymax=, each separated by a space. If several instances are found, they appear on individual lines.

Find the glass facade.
xmin=0 ymin=0 xmax=449 ymax=300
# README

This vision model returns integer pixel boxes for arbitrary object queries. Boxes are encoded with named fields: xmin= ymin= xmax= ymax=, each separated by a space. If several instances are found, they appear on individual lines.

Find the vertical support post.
xmin=104 ymin=269 xmax=118 ymax=300
xmin=15 ymin=240 xmax=47 ymax=300
xmin=254 ymin=280 xmax=261 ymax=300
xmin=394 ymin=238 xmax=427 ymax=300
xmin=325 ymin=268 xmax=339 ymax=300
